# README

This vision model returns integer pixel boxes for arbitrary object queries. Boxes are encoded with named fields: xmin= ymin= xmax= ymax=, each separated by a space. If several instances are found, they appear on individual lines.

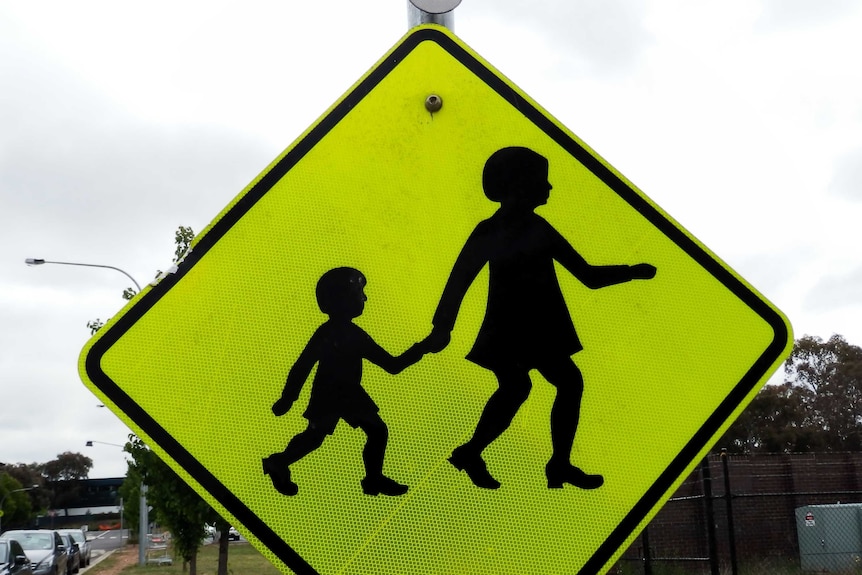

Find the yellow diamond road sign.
xmin=80 ymin=25 xmax=792 ymax=575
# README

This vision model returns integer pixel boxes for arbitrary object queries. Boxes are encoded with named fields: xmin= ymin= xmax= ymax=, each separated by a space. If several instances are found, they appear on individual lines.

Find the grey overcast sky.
xmin=2 ymin=0 xmax=862 ymax=478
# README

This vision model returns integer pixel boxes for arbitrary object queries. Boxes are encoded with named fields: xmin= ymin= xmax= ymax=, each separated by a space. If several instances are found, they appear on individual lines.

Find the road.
xmin=87 ymin=528 xmax=129 ymax=561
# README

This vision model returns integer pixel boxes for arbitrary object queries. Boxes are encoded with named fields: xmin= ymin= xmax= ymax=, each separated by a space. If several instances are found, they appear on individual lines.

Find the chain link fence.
xmin=613 ymin=452 xmax=862 ymax=575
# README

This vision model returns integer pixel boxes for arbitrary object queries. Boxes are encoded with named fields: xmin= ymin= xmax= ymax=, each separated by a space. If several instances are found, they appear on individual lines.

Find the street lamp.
xmin=28 ymin=258 xmax=147 ymax=563
xmin=0 ymin=485 xmax=38 ymax=534
xmin=85 ymin=440 xmax=124 ymax=449
xmin=24 ymin=258 xmax=142 ymax=292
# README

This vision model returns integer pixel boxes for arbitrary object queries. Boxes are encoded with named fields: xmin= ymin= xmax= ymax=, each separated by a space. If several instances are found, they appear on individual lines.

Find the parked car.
xmin=0 ymin=539 xmax=34 ymax=575
xmin=203 ymin=524 xmax=216 ymax=541
xmin=56 ymin=535 xmax=77 ymax=575
xmin=227 ymin=527 xmax=240 ymax=541
xmin=54 ymin=531 xmax=88 ymax=569
xmin=0 ymin=531 xmax=66 ymax=575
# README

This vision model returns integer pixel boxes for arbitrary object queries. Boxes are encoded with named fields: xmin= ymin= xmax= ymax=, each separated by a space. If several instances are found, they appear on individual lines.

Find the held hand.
xmin=272 ymin=396 xmax=295 ymax=416
xmin=422 ymin=329 xmax=451 ymax=353
xmin=630 ymin=263 xmax=657 ymax=280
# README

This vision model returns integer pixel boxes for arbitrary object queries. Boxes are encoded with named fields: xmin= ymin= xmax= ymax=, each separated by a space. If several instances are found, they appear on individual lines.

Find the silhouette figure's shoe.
xmin=545 ymin=462 xmax=604 ymax=490
xmin=448 ymin=446 xmax=501 ymax=490
xmin=262 ymin=455 xmax=298 ymax=496
xmin=361 ymin=475 xmax=409 ymax=496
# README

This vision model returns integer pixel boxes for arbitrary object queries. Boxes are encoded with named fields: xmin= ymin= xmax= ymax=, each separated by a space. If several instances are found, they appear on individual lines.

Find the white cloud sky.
xmin=2 ymin=0 xmax=862 ymax=480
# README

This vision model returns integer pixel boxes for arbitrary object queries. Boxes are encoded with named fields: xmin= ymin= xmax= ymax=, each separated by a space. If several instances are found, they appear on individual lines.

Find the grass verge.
xmin=87 ymin=542 xmax=282 ymax=575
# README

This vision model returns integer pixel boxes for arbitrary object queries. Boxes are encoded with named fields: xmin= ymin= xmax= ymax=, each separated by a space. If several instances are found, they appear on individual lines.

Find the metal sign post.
xmin=407 ymin=0 xmax=460 ymax=30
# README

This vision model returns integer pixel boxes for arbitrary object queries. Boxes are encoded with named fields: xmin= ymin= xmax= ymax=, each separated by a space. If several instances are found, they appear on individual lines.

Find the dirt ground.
xmin=90 ymin=544 xmax=139 ymax=575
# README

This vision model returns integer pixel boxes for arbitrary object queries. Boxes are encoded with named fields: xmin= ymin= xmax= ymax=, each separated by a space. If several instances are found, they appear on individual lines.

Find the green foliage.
xmin=87 ymin=319 xmax=105 ymax=335
xmin=786 ymin=334 xmax=862 ymax=450
xmin=1 ymin=453 xmax=95 ymax=526
xmin=1 ymin=463 xmax=46 ymax=510
xmin=86 ymin=541 xmax=282 ymax=575
xmin=720 ymin=334 xmax=862 ymax=453
xmin=35 ymin=453 xmax=93 ymax=513
xmin=155 ymin=225 xmax=196 ymax=279
xmin=42 ymin=451 xmax=93 ymax=481
xmin=125 ymin=435 xmax=209 ymax=575
xmin=0 ymin=474 xmax=31 ymax=528
xmin=118 ymin=461 xmax=142 ymax=539
xmin=173 ymin=225 xmax=195 ymax=263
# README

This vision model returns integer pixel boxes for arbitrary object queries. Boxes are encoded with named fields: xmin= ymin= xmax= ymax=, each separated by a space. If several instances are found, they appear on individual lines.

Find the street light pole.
xmin=24 ymin=254 xmax=149 ymax=564
xmin=0 ymin=485 xmax=38 ymax=534
xmin=85 ymin=440 xmax=149 ymax=565
xmin=139 ymin=484 xmax=148 ymax=566
xmin=24 ymin=258 xmax=142 ymax=292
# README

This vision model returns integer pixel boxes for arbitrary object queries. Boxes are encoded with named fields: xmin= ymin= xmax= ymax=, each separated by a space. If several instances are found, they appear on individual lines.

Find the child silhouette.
xmin=263 ymin=267 xmax=427 ymax=497
xmin=424 ymin=146 xmax=656 ymax=491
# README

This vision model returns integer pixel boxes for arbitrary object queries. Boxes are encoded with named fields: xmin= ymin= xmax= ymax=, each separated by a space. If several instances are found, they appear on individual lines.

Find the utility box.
xmin=796 ymin=504 xmax=862 ymax=572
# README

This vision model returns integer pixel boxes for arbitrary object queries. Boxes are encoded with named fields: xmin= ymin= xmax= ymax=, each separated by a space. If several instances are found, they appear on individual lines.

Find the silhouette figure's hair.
xmin=316 ymin=267 xmax=365 ymax=315
xmin=482 ymin=146 xmax=549 ymax=202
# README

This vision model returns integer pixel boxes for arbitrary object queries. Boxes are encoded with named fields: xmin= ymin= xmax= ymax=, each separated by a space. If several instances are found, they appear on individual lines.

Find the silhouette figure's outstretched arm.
xmin=550 ymin=225 xmax=656 ymax=287
xmin=273 ymin=336 xmax=319 ymax=416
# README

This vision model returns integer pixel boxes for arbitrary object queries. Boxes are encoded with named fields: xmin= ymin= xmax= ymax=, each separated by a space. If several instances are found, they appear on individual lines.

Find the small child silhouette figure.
xmin=263 ymin=267 xmax=427 ymax=497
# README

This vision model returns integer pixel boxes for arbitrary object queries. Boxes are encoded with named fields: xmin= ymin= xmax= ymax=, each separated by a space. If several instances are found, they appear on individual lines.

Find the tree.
xmin=719 ymin=334 xmax=862 ymax=454
xmin=785 ymin=334 xmax=862 ymax=451
xmin=42 ymin=452 xmax=93 ymax=482
xmin=204 ymin=509 xmax=232 ymax=575
xmin=717 ymin=382 xmax=824 ymax=454
xmin=2 ymin=463 xmax=48 ymax=511
xmin=0 ymin=474 xmax=33 ymax=530
xmin=41 ymin=452 xmax=93 ymax=516
xmin=3 ymin=454 xmax=96 ymax=528
xmin=125 ymin=435 xmax=209 ymax=575
xmin=118 ymin=465 xmax=142 ymax=540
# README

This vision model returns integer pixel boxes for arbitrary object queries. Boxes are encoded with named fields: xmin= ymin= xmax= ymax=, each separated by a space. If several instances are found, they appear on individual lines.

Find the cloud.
xmin=0 ymin=45 xmax=276 ymax=279
xmin=463 ymin=0 xmax=651 ymax=76
xmin=730 ymin=250 xmax=804 ymax=305
xmin=758 ymin=0 xmax=861 ymax=29
xmin=804 ymin=266 xmax=862 ymax=311
xmin=829 ymin=147 xmax=862 ymax=200
xmin=0 ymin=8 xmax=280 ymax=476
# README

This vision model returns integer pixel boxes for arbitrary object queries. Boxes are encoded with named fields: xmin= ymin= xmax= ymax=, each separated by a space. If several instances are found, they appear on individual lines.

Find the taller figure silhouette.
xmin=425 ymin=146 xmax=656 ymax=490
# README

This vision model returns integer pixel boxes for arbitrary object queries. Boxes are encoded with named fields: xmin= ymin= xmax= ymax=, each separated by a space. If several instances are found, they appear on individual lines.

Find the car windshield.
xmin=0 ymin=540 xmax=9 ymax=562
xmin=66 ymin=531 xmax=85 ymax=544
xmin=11 ymin=532 xmax=53 ymax=550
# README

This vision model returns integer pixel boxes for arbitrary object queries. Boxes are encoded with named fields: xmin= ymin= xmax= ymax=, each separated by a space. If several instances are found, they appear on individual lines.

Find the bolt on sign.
xmin=80 ymin=24 xmax=792 ymax=575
